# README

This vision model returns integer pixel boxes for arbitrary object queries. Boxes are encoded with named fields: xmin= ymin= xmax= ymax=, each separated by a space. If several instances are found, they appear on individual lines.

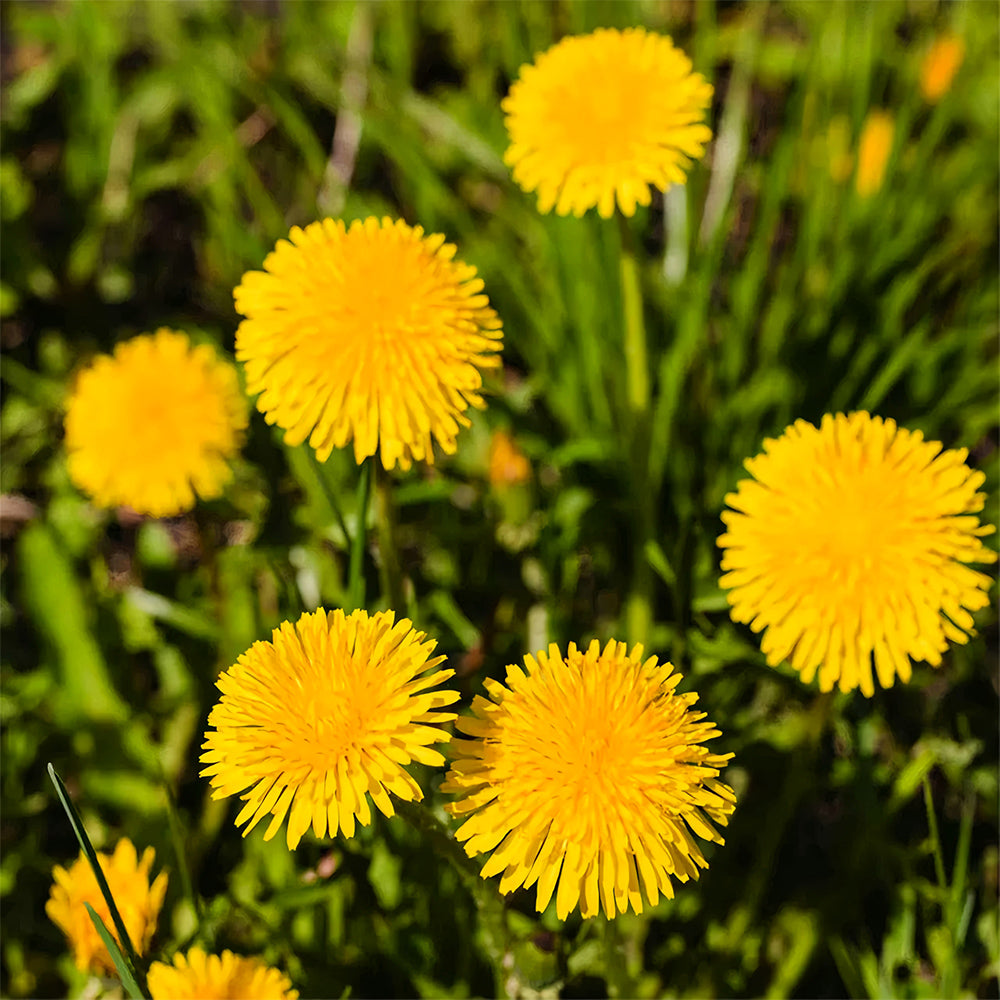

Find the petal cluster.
xmin=234 ymin=217 xmax=503 ymax=470
xmin=719 ymin=412 xmax=997 ymax=696
xmin=45 ymin=838 xmax=168 ymax=975
xmin=503 ymin=27 xmax=713 ymax=218
xmin=442 ymin=639 xmax=736 ymax=919
xmin=147 ymin=948 xmax=297 ymax=1000
xmin=64 ymin=329 xmax=247 ymax=517
xmin=202 ymin=608 xmax=459 ymax=849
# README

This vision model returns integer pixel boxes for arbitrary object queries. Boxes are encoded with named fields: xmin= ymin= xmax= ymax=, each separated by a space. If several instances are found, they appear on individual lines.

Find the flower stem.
xmin=347 ymin=459 xmax=372 ymax=610
xmin=374 ymin=464 xmax=407 ymax=614
xmin=618 ymin=213 xmax=654 ymax=647
xmin=601 ymin=917 xmax=637 ymax=999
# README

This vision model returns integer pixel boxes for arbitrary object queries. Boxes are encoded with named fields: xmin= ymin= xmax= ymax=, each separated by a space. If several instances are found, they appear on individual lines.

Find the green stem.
xmin=304 ymin=445 xmax=352 ymax=546
xmin=618 ymin=214 xmax=654 ymax=648
xmin=348 ymin=459 xmax=372 ymax=610
xmin=396 ymin=800 xmax=511 ymax=996
xmin=601 ymin=918 xmax=636 ymax=1000
xmin=374 ymin=465 xmax=407 ymax=614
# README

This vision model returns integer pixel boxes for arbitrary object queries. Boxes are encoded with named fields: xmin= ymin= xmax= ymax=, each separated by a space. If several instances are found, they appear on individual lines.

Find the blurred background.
xmin=1 ymin=1 xmax=997 ymax=997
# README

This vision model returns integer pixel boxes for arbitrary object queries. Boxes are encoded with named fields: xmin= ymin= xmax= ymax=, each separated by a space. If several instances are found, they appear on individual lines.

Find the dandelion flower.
xmin=234 ymin=217 xmax=503 ymax=471
xmin=64 ymin=329 xmax=246 ymax=517
xmin=920 ymin=34 xmax=964 ymax=103
xmin=488 ymin=429 xmax=531 ymax=487
xmin=46 ymin=838 xmax=168 ymax=975
xmin=442 ymin=639 xmax=736 ymax=919
xmin=202 ymin=608 xmax=459 ymax=850
xmin=855 ymin=111 xmax=894 ymax=197
xmin=503 ymin=28 xmax=713 ymax=218
xmin=718 ymin=412 xmax=997 ymax=696
xmin=148 ymin=948 xmax=297 ymax=1000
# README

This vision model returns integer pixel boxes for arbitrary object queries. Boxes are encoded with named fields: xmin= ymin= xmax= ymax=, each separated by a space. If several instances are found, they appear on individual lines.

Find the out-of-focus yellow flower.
xmin=718 ymin=412 xmax=997 ymax=696
xmin=234 ymin=217 xmax=503 ymax=471
xmin=488 ymin=430 xmax=531 ymax=487
xmin=503 ymin=28 xmax=713 ymax=218
xmin=827 ymin=115 xmax=854 ymax=184
xmin=920 ymin=34 xmax=965 ymax=103
xmin=855 ymin=111 xmax=894 ymax=197
xmin=64 ymin=330 xmax=246 ymax=517
xmin=46 ymin=839 xmax=168 ymax=975
xmin=148 ymin=948 xmax=298 ymax=1000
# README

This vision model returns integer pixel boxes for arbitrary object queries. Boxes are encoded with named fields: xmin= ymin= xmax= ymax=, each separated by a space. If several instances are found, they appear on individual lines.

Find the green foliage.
xmin=2 ymin=1 xmax=997 ymax=998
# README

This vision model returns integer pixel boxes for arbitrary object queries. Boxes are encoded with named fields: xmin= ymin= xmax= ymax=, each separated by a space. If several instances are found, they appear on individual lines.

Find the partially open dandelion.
xmin=718 ymin=412 xmax=997 ymax=696
xmin=442 ymin=639 xmax=736 ymax=919
xmin=202 ymin=608 xmax=459 ymax=850
xmin=920 ymin=33 xmax=964 ymax=103
xmin=46 ymin=838 xmax=168 ymax=976
xmin=64 ymin=329 xmax=246 ymax=518
xmin=234 ymin=217 xmax=503 ymax=470
xmin=503 ymin=27 xmax=713 ymax=218
xmin=855 ymin=111 xmax=894 ymax=197
xmin=148 ymin=948 xmax=298 ymax=1000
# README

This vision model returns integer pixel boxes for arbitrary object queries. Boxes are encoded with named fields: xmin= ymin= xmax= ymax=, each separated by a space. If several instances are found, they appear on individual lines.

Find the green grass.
xmin=2 ymin=1 xmax=997 ymax=997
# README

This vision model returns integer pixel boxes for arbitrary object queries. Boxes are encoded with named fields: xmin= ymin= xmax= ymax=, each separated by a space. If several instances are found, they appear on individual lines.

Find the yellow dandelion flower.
xmin=148 ymin=948 xmax=297 ymax=1000
xmin=201 ymin=608 xmax=459 ymax=850
xmin=45 ymin=838 xmax=168 ymax=976
xmin=442 ymin=639 xmax=736 ymax=919
xmin=488 ymin=429 xmax=531 ymax=487
xmin=503 ymin=27 xmax=714 ymax=218
xmin=233 ymin=217 xmax=503 ymax=471
xmin=855 ymin=111 xmax=894 ymax=197
xmin=920 ymin=33 xmax=964 ymax=103
xmin=718 ymin=412 xmax=997 ymax=697
xmin=64 ymin=329 xmax=246 ymax=518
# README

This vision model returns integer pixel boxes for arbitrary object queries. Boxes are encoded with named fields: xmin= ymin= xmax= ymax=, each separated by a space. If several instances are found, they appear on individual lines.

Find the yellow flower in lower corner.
xmin=201 ymin=608 xmax=459 ymax=849
xmin=46 ymin=838 xmax=168 ymax=976
xmin=233 ymin=217 xmax=503 ymax=470
xmin=64 ymin=329 xmax=246 ymax=517
xmin=148 ymin=949 xmax=297 ymax=1000
xmin=503 ymin=28 xmax=713 ymax=218
xmin=718 ymin=412 xmax=997 ymax=696
xmin=442 ymin=639 xmax=736 ymax=919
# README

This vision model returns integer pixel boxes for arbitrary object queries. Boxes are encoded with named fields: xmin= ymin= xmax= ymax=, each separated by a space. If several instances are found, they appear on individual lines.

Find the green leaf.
xmin=84 ymin=904 xmax=145 ymax=1000
xmin=47 ymin=764 xmax=147 ymax=997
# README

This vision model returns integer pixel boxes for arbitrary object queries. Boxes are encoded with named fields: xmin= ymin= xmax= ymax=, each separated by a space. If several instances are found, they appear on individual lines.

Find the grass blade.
xmin=85 ymin=904 xmax=145 ymax=1000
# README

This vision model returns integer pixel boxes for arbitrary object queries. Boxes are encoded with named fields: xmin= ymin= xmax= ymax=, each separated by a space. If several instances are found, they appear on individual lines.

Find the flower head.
xmin=64 ymin=329 xmax=246 ymax=517
xmin=46 ymin=838 xmax=168 ymax=975
xmin=855 ymin=111 xmax=894 ymax=197
xmin=148 ymin=948 xmax=297 ymax=1000
xmin=920 ymin=34 xmax=964 ymax=103
xmin=234 ymin=217 xmax=503 ymax=470
xmin=718 ymin=412 xmax=997 ymax=696
xmin=442 ymin=639 xmax=736 ymax=919
xmin=202 ymin=608 xmax=459 ymax=850
xmin=488 ymin=429 xmax=531 ymax=488
xmin=503 ymin=28 xmax=713 ymax=218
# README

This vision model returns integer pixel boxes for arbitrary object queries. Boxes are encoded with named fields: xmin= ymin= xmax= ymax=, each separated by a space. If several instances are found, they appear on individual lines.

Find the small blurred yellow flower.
xmin=503 ymin=28 xmax=713 ymax=218
xmin=234 ymin=217 xmax=503 ymax=471
xmin=488 ymin=430 xmax=531 ymax=487
xmin=64 ymin=329 xmax=246 ymax=517
xmin=148 ymin=948 xmax=297 ymax=1000
xmin=46 ymin=838 xmax=168 ymax=976
xmin=202 ymin=608 xmax=459 ymax=849
xmin=920 ymin=34 xmax=965 ymax=103
xmin=855 ymin=111 xmax=894 ymax=197
xmin=718 ymin=412 xmax=997 ymax=696
xmin=827 ymin=115 xmax=854 ymax=184
xmin=442 ymin=639 xmax=736 ymax=919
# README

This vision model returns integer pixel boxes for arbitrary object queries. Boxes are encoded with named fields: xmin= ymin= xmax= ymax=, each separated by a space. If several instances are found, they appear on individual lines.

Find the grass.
xmin=1 ymin=1 xmax=998 ymax=997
